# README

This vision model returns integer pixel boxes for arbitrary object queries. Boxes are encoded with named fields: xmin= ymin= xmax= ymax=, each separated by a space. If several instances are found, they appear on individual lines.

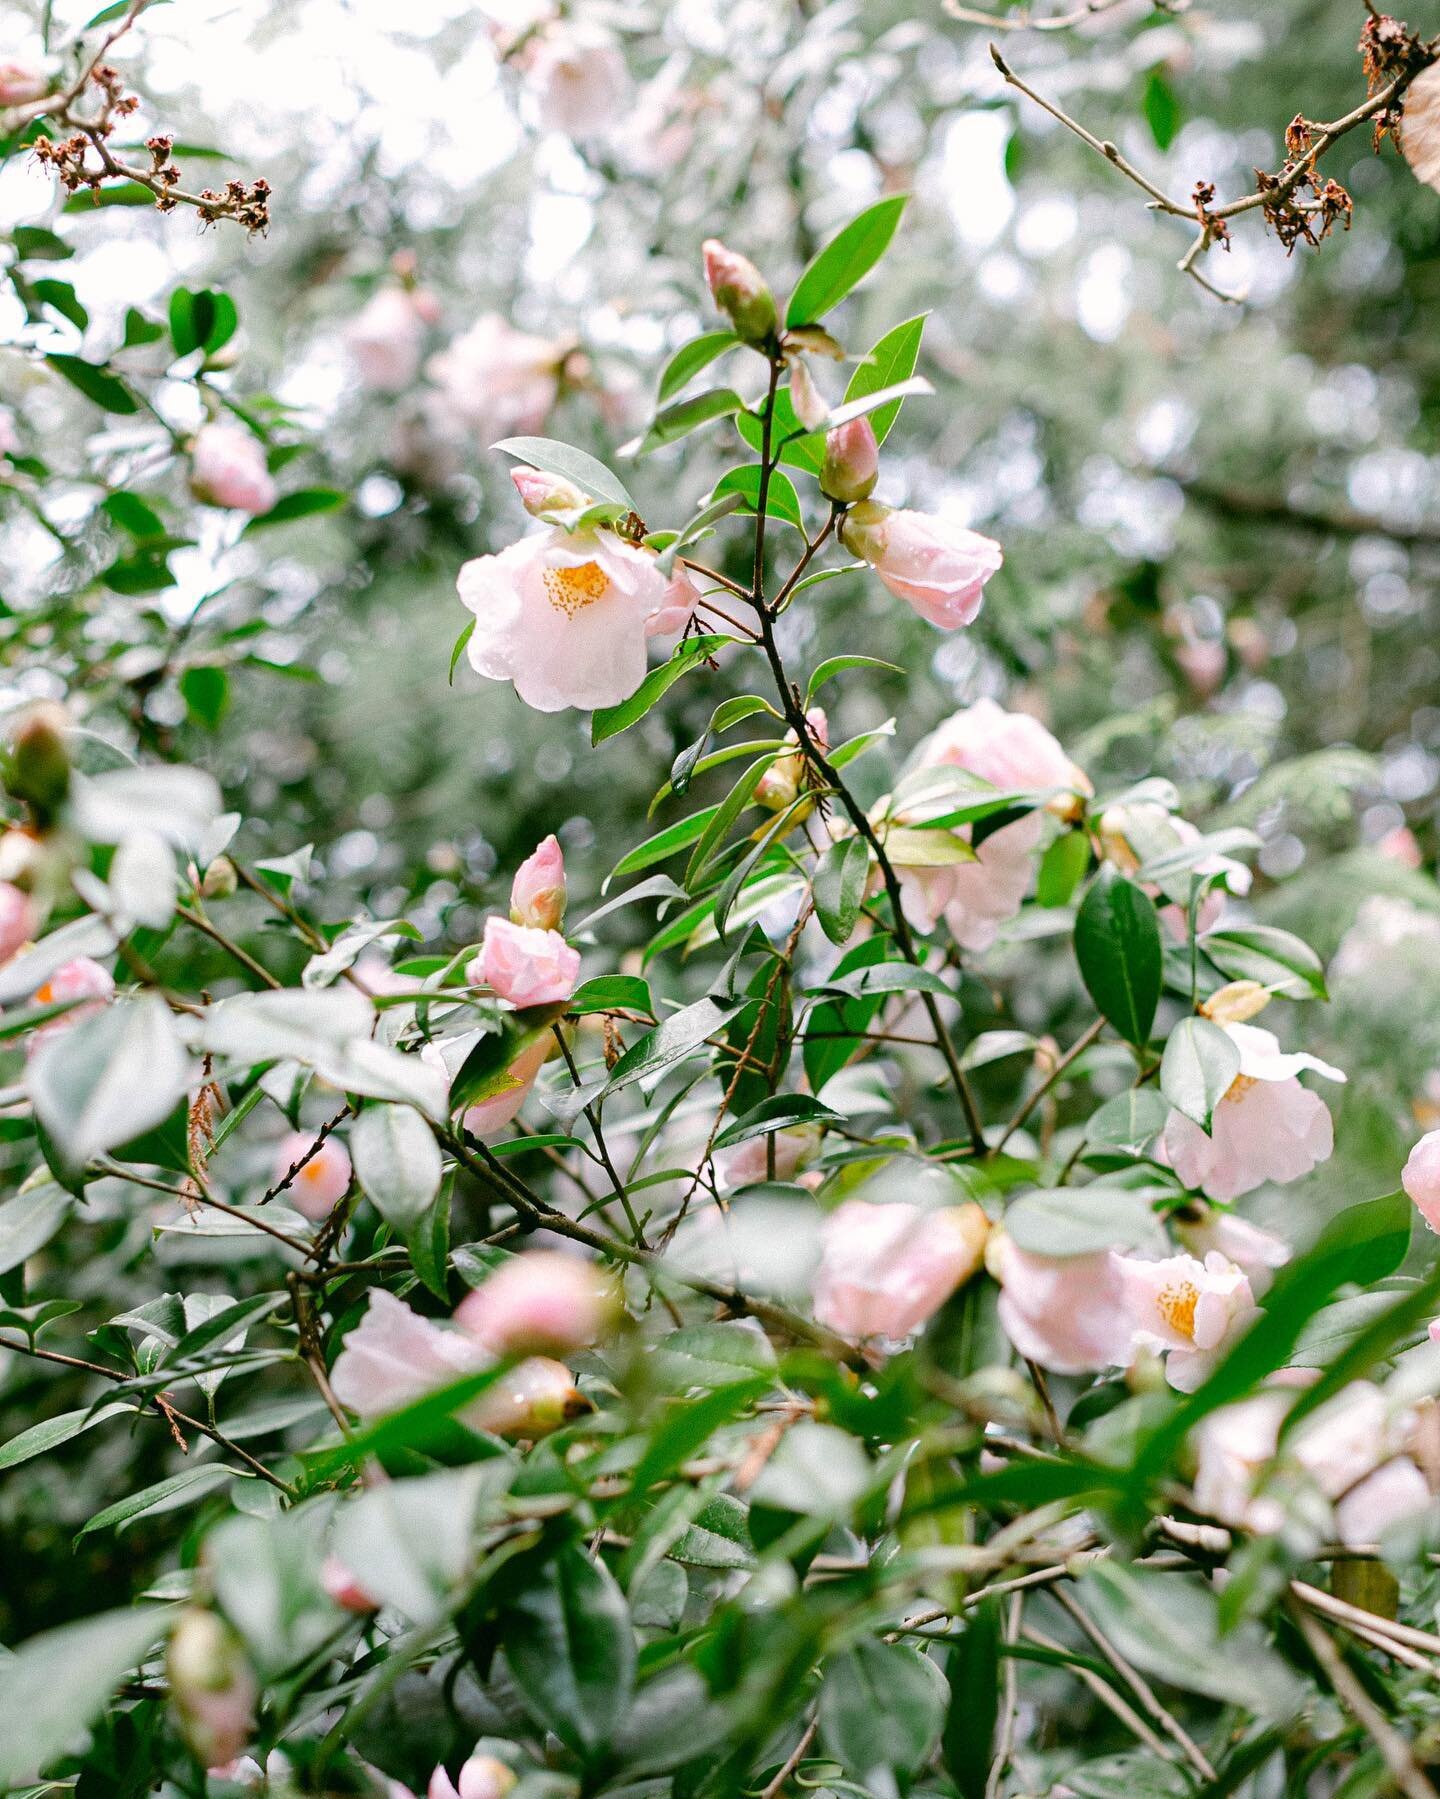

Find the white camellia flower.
xmin=1163 ymin=1023 xmax=1345 ymax=1202
xmin=457 ymin=528 xmax=697 ymax=711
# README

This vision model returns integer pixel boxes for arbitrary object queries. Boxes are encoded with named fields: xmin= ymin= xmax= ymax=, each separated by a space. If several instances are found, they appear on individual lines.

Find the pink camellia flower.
xmin=755 ymin=708 xmax=826 ymax=811
xmin=457 ymin=527 xmax=680 ymax=711
xmin=345 ymin=287 xmax=434 ymax=392
xmin=1174 ymin=1209 xmax=1290 ymax=1295
xmin=650 ymin=563 xmax=701 ymax=639
xmin=457 ymin=1249 xmax=618 ymax=1359
xmin=1113 ymin=1250 xmax=1257 ymax=1392
xmin=1195 ymin=1381 xmax=1430 ymax=1548
xmin=821 ymin=418 xmax=879 ymax=505
xmin=474 ymin=916 xmax=579 ymax=1009
xmin=839 ymin=500 xmax=1002 ymax=630
xmin=1403 ymin=1130 xmax=1440 ymax=1232
xmin=511 ymin=834 xmax=566 ymax=932
xmin=1101 ymin=803 xmax=1251 ymax=939
xmin=0 ymin=60 xmax=49 ymax=105
xmin=429 ymin=1753 xmax=517 ymax=1799
xmin=527 ymin=25 xmax=631 ymax=138
xmin=272 ymin=1131 xmax=353 ymax=1222
xmin=886 ymin=699 xmax=1088 ymax=953
xmin=1163 ymin=1023 xmax=1345 ymax=1203
xmin=28 ymin=954 xmax=115 ymax=1052
xmin=321 ymin=1555 xmax=378 ymax=1613
xmin=426 ymin=314 xmax=561 ymax=441
xmin=190 ymin=424 xmax=278 ymax=516
xmin=990 ymin=1233 xmax=1134 ymax=1375
xmin=1377 ymin=825 xmax=1423 ymax=869
xmin=812 ymin=1200 xmax=989 ymax=1342
xmin=0 ymin=881 xmax=35 ymax=962
xmin=424 ymin=1032 xmax=551 ymax=1140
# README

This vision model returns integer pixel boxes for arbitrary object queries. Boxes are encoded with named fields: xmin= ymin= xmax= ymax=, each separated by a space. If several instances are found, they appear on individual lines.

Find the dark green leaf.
xmin=46 ymin=352 xmax=139 ymax=414
xmin=657 ymin=330 xmax=741 ymax=402
xmin=813 ymin=835 xmax=869 ymax=945
xmin=505 ymin=1544 xmax=636 ymax=1756
xmin=1201 ymin=925 xmax=1327 ymax=1001
xmin=243 ymin=488 xmax=347 ymax=533
xmin=819 ymin=1638 xmax=946 ymax=1784
xmin=843 ymin=312 xmax=928 ymax=444
xmin=1074 ymin=868 xmax=1163 ymax=1045
xmin=633 ymin=387 xmax=746 ymax=456
xmin=592 ymin=635 xmax=731 ymax=745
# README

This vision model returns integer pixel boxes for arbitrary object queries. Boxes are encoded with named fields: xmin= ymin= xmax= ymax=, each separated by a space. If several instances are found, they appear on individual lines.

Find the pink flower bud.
xmin=321 ymin=1554 xmax=378 ymax=1613
xmin=474 ymin=1355 xmax=588 ymax=1439
xmin=789 ymin=360 xmax=828 ymax=431
xmin=190 ymin=424 xmax=278 ymax=516
xmin=839 ymin=501 xmax=1002 ymax=630
xmin=1404 ymin=1130 xmax=1440 ymax=1233
xmin=0 ymin=880 xmax=36 ymax=963
xmin=0 ymin=60 xmax=50 ymax=106
xmin=755 ymin=708 xmax=827 ymax=811
xmin=456 ymin=1249 xmax=619 ymax=1358
xmin=29 ymin=955 xmax=114 ymax=1052
xmin=510 ymin=834 xmax=566 ymax=931
xmin=1377 ymin=826 xmax=1423 ymax=869
xmin=648 ymin=564 xmax=702 ymax=640
xmin=272 ymin=1131 xmax=352 ymax=1221
xmin=167 ymin=1611 xmax=257 ymax=1771
xmin=821 ymin=418 xmax=879 ymax=503
xmin=813 ymin=1200 xmax=990 ymax=1343
xmin=701 ymin=238 xmax=776 ymax=344
xmin=474 ymin=916 xmax=579 ymax=1010
xmin=429 ymin=1755 xmax=517 ymax=1799
xmin=510 ymin=465 xmax=589 ymax=517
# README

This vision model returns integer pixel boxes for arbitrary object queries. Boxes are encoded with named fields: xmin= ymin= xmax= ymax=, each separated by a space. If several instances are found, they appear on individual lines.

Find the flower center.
xmin=1158 ymin=1279 xmax=1199 ymax=1340
xmin=543 ymin=561 xmax=610 ymax=617
xmin=1223 ymin=1073 xmax=1259 ymax=1103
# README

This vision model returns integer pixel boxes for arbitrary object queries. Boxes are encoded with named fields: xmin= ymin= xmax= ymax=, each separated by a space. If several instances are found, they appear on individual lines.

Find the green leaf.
xmin=1005 ymin=1185 xmax=1166 ymax=1258
xmin=29 ymin=995 xmax=194 ymax=1173
xmin=63 ymin=179 xmax=155 ymax=209
xmin=32 ymin=278 xmax=88 ymax=331
xmin=243 ymin=487 xmax=347 ymax=533
xmin=819 ymin=962 xmax=955 ymax=1001
xmin=1143 ymin=68 xmax=1182 ymax=151
xmin=714 ymin=1093 xmax=840 ymax=1149
xmin=12 ymin=225 xmax=73 ymax=262
xmin=352 ymin=1102 xmax=443 ymax=1232
xmin=657 ymin=329 xmax=741 ymax=402
xmin=813 ymin=835 xmax=869 ymax=945
xmin=651 ymin=1321 xmax=779 ymax=1391
xmin=1074 ymin=868 xmax=1163 ymax=1045
xmin=711 ymin=464 xmax=804 ymax=530
xmin=785 ymin=195 xmax=909 ymax=327
xmin=122 ymin=306 xmax=165 ymax=347
xmin=1036 ymin=829 xmax=1091 ymax=908
xmin=504 ymin=1544 xmax=636 ymax=1756
xmin=0 ymin=1183 xmax=73 ymax=1276
xmin=633 ymin=387 xmax=746 ymax=456
xmin=610 ymin=808 xmax=720 ymax=881
xmin=592 ymin=635 xmax=731 ymax=745
xmin=601 ymin=996 xmax=739 ymax=1095
xmin=820 ymin=1638 xmax=946 ymax=1785
xmin=568 ymin=974 xmax=654 ymax=1016
xmin=1160 ymin=1015 xmax=1241 ymax=1131
xmin=330 ymin=1467 xmax=495 ymax=1626
xmin=805 ymin=653 xmax=902 ymax=704
xmin=168 ymin=286 xmax=238 ymax=357
xmin=1201 ymin=925 xmax=1327 ymax=1000
xmin=1081 ymin=1563 xmax=1302 ymax=1717
xmin=1085 ymin=1089 xmax=1169 ymax=1155
xmin=448 ymin=616 xmax=475 ymax=685
xmin=46 ymin=352 xmax=139 ymax=414
xmin=77 ymin=1463 xmax=238 ymax=1538
xmin=684 ymin=753 xmax=779 ymax=890
xmin=102 ymin=491 xmax=166 ymax=540
xmin=0 ymin=1402 xmax=133 ymax=1472
xmin=179 ymin=664 xmax=230 ymax=729
xmin=844 ymin=312 xmax=928 ymax=444
xmin=804 ymin=938 xmax=894 ymax=1092
xmin=493 ymin=435 xmax=634 ymax=509
xmin=0 ymin=1607 xmax=171 ymax=1787
xmin=943 ymin=1602 xmax=1001 ymax=1799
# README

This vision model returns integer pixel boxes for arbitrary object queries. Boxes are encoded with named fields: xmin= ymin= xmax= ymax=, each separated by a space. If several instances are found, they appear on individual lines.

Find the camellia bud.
xmin=166 ymin=1609 xmax=258 ymax=1770
xmin=510 ymin=465 xmax=589 ymax=517
xmin=321 ymin=1554 xmax=378 ymax=1613
xmin=755 ymin=708 xmax=827 ymax=812
xmin=821 ymin=418 xmax=879 ymax=504
xmin=701 ymin=238 xmax=776 ymax=344
xmin=429 ymin=1753 xmax=518 ymax=1799
xmin=510 ymin=833 xmax=566 ymax=931
xmin=1199 ymin=980 xmax=1270 ymax=1026
xmin=837 ymin=497 xmax=892 ymax=564
xmin=456 ymin=1249 xmax=620 ymax=1358
xmin=200 ymin=855 xmax=239 ymax=900
xmin=5 ymin=701 xmax=71 ymax=820
xmin=474 ymin=1356 xmax=590 ymax=1440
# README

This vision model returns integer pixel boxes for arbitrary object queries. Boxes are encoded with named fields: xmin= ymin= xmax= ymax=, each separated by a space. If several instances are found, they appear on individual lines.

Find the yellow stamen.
xmin=1158 ymin=1280 xmax=1199 ymax=1340
xmin=1224 ymin=1073 xmax=1259 ymax=1102
xmin=543 ymin=561 xmax=610 ymax=617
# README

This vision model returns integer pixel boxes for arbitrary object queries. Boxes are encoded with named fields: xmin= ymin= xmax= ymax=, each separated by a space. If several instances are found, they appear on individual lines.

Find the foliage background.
xmin=3 ymin=0 xmax=1440 ymax=1784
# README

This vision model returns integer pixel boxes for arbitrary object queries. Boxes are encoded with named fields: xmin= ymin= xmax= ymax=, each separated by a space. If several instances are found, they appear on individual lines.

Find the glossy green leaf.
xmin=785 ymin=195 xmax=909 ymax=327
xmin=1074 ymin=868 xmax=1162 ymax=1045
